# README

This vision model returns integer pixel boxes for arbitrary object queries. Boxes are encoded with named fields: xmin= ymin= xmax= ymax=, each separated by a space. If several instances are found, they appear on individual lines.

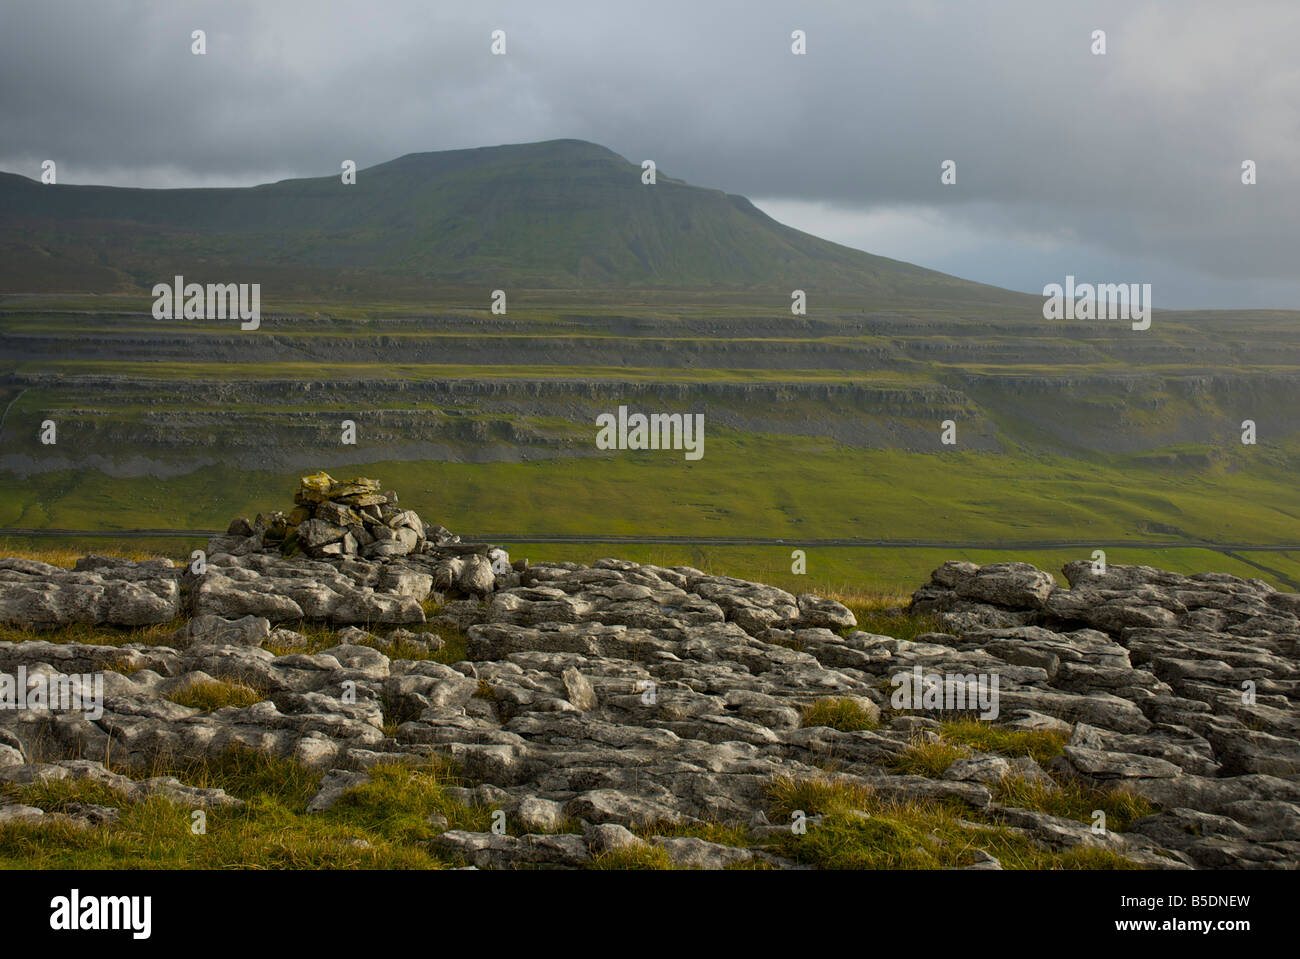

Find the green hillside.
xmin=0 ymin=139 xmax=1025 ymax=305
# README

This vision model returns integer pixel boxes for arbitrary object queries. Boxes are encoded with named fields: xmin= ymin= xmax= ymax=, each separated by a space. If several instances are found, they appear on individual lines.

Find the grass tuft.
xmin=993 ymin=777 xmax=1157 ymax=833
xmin=800 ymin=697 xmax=879 ymax=732
xmin=889 ymin=739 xmax=970 ymax=778
xmin=166 ymin=680 xmax=266 ymax=712
xmin=938 ymin=719 xmax=1067 ymax=765
xmin=845 ymin=602 xmax=941 ymax=641
xmin=0 ymin=619 xmax=184 ymax=648
xmin=767 ymin=774 xmax=874 ymax=819
xmin=587 ymin=845 xmax=676 ymax=870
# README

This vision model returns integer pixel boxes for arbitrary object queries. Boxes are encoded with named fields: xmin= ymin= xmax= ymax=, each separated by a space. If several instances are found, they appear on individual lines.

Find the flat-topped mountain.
xmin=0 ymin=139 xmax=1025 ymax=305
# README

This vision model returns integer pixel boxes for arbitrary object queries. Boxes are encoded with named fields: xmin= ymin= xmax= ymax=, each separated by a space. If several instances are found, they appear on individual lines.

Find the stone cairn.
xmin=228 ymin=472 xmax=456 ymax=561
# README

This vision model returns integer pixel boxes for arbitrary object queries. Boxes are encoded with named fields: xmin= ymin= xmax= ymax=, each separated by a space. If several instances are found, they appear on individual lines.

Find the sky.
xmin=2 ymin=0 xmax=1297 ymax=308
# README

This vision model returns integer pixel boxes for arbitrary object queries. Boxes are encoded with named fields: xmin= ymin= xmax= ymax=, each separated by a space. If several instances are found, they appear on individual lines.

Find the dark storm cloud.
xmin=1 ymin=0 xmax=1296 ymax=306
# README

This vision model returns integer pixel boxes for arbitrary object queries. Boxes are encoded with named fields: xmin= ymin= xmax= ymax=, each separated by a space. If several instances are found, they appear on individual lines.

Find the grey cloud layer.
xmin=1 ymin=0 xmax=1295 ymax=305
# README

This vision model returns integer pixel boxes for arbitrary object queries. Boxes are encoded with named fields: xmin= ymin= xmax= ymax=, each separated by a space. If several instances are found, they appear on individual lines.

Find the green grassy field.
xmin=4 ymin=288 xmax=1298 ymax=595
xmin=4 ymin=438 xmax=1296 ymax=540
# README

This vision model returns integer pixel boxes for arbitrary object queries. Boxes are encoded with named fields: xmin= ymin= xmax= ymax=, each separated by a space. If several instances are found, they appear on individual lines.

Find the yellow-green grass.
xmin=883 ymin=724 xmax=1149 ymax=831
xmin=938 ymin=719 xmax=1067 ymax=766
xmin=846 ymin=602 xmax=941 ymax=640
xmin=0 ymin=619 xmax=183 ymax=648
xmin=634 ymin=819 xmax=755 ymax=848
xmin=992 ymin=777 xmax=1157 ymax=833
xmin=767 ymin=774 xmax=876 ymax=819
xmin=800 ymin=697 xmax=880 ymax=732
xmin=587 ymin=845 xmax=676 ymax=870
xmin=4 ymin=439 xmax=1299 ymax=566
xmin=889 ymin=740 xmax=972 ymax=778
xmin=772 ymin=806 xmax=1141 ymax=870
xmin=165 ymin=680 xmax=266 ymax=711
xmin=764 ymin=775 xmax=1146 ymax=870
xmin=4 ymin=439 xmax=1299 ymax=595
xmin=0 ymin=540 xmax=173 ymax=568
xmin=887 ymin=724 xmax=1064 ymax=785
xmin=0 ymin=751 xmax=495 ymax=869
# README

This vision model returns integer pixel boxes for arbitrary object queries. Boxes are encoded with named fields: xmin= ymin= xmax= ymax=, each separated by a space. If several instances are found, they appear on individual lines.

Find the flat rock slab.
xmin=0 ymin=558 xmax=180 ymax=627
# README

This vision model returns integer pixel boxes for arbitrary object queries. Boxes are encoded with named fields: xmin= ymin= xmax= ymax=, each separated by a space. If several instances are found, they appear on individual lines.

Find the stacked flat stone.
xmin=227 ymin=472 xmax=453 ymax=561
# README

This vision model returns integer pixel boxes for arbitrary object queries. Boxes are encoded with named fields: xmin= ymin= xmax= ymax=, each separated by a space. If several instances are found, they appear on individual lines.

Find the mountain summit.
xmin=0 ymin=139 xmax=1019 ymax=304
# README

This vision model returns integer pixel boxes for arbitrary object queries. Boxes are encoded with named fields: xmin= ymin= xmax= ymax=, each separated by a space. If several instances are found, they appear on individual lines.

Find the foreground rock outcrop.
xmin=1 ymin=494 xmax=1296 ymax=868
xmin=0 ymin=556 xmax=181 ymax=628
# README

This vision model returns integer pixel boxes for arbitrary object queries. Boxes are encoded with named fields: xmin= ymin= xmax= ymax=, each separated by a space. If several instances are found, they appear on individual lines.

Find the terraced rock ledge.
xmin=1 ymin=511 xmax=1297 ymax=868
